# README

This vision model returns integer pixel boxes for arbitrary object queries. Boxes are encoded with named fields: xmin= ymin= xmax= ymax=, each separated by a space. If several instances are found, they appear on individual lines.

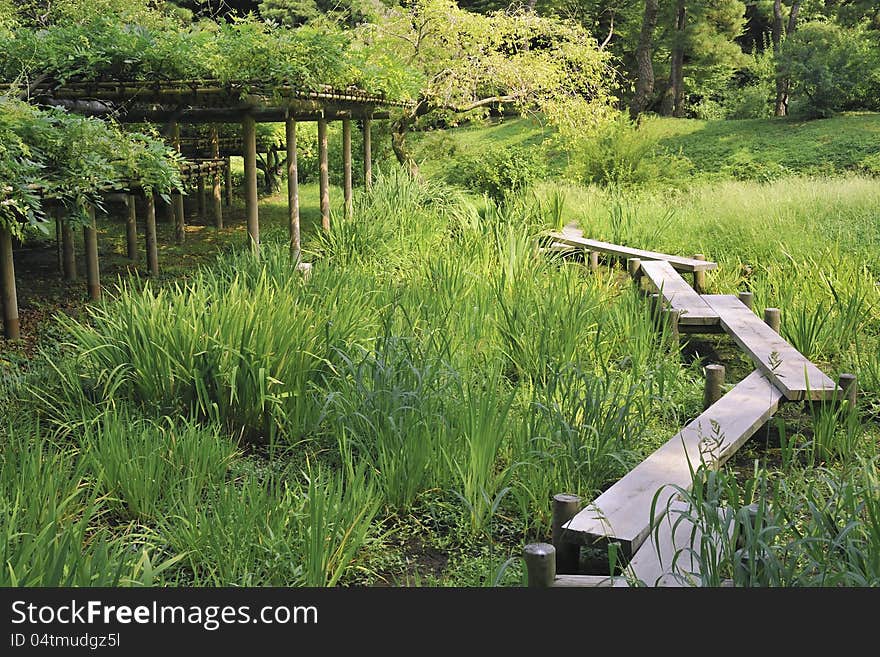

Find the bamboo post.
xmin=738 ymin=290 xmax=753 ymax=310
xmin=523 ymin=543 xmax=556 ymax=588
xmin=318 ymin=117 xmax=330 ymax=233
xmin=242 ymin=113 xmax=260 ymax=253
xmin=172 ymin=189 xmax=185 ymax=244
xmin=362 ymin=117 xmax=372 ymax=191
xmin=703 ymin=364 xmax=726 ymax=410
xmin=552 ymin=494 xmax=582 ymax=575
xmin=224 ymin=156 xmax=233 ymax=207
xmin=763 ymin=307 xmax=780 ymax=334
xmin=83 ymin=205 xmax=101 ymax=301
xmin=61 ymin=218 xmax=76 ymax=281
xmin=693 ymin=254 xmax=706 ymax=294
xmin=286 ymin=115 xmax=301 ymax=262
xmin=145 ymin=192 xmax=159 ymax=276
xmin=171 ymin=121 xmax=185 ymax=244
xmin=342 ymin=119 xmax=353 ymax=220
xmin=126 ymin=194 xmax=138 ymax=261
xmin=211 ymin=127 xmax=223 ymax=228
xmin=0 ymin=225 xmax=20 ymax=339
xmin=197 ymin=175 xmax=206 ymax=220
xmin=837 ymin=373 xmax=857 ymax=408
xmin=55 ymin=210 xmax=62 ymax=273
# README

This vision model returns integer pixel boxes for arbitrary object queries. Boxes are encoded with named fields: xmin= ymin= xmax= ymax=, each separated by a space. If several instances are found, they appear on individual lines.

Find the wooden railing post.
xmin=523 ymin=543 xmax=556 ymax=588
xmin=552 ymin=494 xmax=582 ymax=574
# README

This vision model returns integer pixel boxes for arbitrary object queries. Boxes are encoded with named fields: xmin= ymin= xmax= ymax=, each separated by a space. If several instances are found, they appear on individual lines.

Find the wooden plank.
xmin=639 ymin=260 xmax=719 ymax=326
xmin=548 ymin=232 xmax=717 ymax=272
xmin=552 ymin=575 xmax=629 ymax=588
xmin=564 ymin=370 xmax=783 ymax=556
xmin=626 ymin=501 xmax=733 ymax=587
xmin=702 ymin=294 xmax=840 ymax=401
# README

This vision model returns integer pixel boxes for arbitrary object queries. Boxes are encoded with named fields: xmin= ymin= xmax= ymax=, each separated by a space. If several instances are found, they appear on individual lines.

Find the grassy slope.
xmin=411 ymin=112 xmax=880 ymax=181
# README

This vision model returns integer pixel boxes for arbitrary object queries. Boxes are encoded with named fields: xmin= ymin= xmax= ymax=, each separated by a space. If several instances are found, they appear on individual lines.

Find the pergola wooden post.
xmin=342 ymin=118 xmax=353 ymax=219
xmin=61 ymin=215 xmax=76 ymax=281
xmin=318 ymin=117 xmax=330 ymax=233
xmin=242 ymin=113 xmax=260 ymax=253
xmin=224 ymin=156 xmax=233 ymax=207
xmin=0 ymin=225 xmax=20 ymax=339
xmin=197 ymin=175 xmax=206 ymax=221
xmin=285 ymin=114 xmax=300 ymax=262
xmin=126 ymin=194 xmax=139 ymax=261
xmin=211 ymin=127 xmax=223 ymax=228
xmin=144 ymin=191 xmax=159 ymax=276
xmin=83 ymin=204 xmax=101 ymax=301
xmin=170 ymin=121 xmax=185 ymax=244
xmin=362 ymin=117 xmax=372 ymax=191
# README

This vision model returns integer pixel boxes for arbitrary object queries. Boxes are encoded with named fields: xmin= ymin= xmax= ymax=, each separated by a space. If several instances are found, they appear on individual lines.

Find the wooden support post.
xmin=170 ymin=121 xmax=185 ymax=244
xmin=61 ymin=219 xmax=76 ymax=281
xmin=649 ymin=292 xmax=662 ymax=326
xmin=837 ymin=373 xmax=857 ymax=407
xmin=627 ymin=257 xmax=641 ymax=279
xmin=738 ymin=290 xmax=753 ymax=310
xmin=55 ymin=212 xmax=62 ymax=273
xmin=523 ymin=543 xmax=556 ymax=588
xmin=83 ymin=205 xmax=101 ymax=302
xmin=663 ymin=308 xmax=681 ymax=346
xmin=242 ymin=113 xmax=260 ymax=253
xmin=589 ymin=250 xmax=599 ymax=273
xmin=318 ymin=118 xmax=330 ymax=233
xmin=342 ymin=119 xmax=353 ymax=219
xmin=145 ymin=192 xmax=159 ymax=276
xmin=211 ymin=127 xmax=223 ymax=228
xmin=362 ymin=117 xmax=372 ymax=191
xmin=0 ymin=226 xmax=20 ymax=339
xmin=126 ymin=194 xmax=138 ymax=261
xmin=703 ymin=364 xmax=726 ymax=410
xmin=286 ymin=115 xmax=301 ymax=262
xmin=693 ymin=254 xmax=706 ymax=294
xmin=197 ymin=175 xmax=206 ymax=220
xmin=552 ymin=494 xmax=582 ymax=575
xmin=763 ymin=307 xmax=780 ymax=334
xmin=173 ymin=189 xmax=185 ymax=245
xmin=224 ymin=156 xmax=233 ymax=207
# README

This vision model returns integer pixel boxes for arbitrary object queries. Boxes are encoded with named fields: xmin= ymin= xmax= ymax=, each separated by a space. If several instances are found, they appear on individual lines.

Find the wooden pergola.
xmin=0 ymin=80 xmax=409 ymax=339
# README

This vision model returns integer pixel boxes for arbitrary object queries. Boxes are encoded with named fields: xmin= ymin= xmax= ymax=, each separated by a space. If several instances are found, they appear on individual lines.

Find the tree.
xmin=658 ymin=0 xmax=746 ymax=117
xmin=629 ymin=0 xmax=660 ymax=118
xmin=356 ymin=0 xmax=616 ymax=177
xmin=772 ymin=0 xmax=800 ymax=116
xmin=777 ymin=21 xmax=880 ymax=117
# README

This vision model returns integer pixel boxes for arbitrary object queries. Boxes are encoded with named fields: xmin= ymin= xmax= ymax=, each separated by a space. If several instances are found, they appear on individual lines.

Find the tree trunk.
xmin=0 ymin=226 xmax=20 ymax=340
xmin=630 ymin=0 xmax=660 ymax=119
xmin=773 ymin=0 xmax=801 ymax=117
xmin=660 ymin=0 xmax=687 ymax=117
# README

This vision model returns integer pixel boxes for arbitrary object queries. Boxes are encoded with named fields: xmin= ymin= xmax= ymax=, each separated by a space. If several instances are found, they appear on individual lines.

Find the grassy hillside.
xmin=411 ymin=112 xmax=880 ymax=184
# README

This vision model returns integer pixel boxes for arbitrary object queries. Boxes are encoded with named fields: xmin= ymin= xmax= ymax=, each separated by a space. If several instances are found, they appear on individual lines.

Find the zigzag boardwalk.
xmin=524 ymin=234 xmax=853 ymax=587
xmin=702 ymin=294 xmax=840 ymax=401
xmin=562 ymin=370 xmax=783 ymax=558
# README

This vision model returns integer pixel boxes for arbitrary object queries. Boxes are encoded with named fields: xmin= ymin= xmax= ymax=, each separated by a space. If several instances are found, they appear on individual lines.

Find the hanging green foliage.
xmin=0 ymin=97 xmax=182 ymax=236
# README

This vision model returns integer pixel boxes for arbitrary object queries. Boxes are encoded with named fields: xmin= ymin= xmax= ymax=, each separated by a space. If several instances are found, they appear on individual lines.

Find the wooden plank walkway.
xmin=625 ymin=500 xmax=735 ymax=587
xmin=702 ymin=295 xmax=840 ymax=401
xmin=548 ymin=232 xmax=717 ymax=272
xmin=638 ymin=260 xmax=719 ymax=327
xmin=563 ymin=370 xmax=783 ymax=557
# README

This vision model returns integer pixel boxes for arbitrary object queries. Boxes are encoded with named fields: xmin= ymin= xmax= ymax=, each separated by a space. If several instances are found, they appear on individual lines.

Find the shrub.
xmin=778 ymin=22 xmax=880 ymax=118
xmin=569 ymin=113 xmax=692 ymax=187
xmin=448 ymin=144 xmax=547 ymax=201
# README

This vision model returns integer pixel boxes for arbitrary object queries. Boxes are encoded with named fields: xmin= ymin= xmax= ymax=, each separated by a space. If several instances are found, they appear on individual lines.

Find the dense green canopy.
xmin=0 ymin=97 xmax=183 ymax=235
